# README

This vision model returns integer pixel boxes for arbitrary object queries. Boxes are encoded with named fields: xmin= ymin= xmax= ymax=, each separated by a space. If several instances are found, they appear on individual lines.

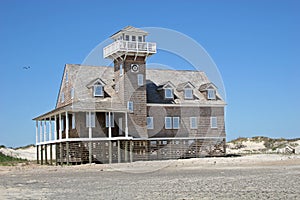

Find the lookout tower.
xmin=103 ymin=26 xmax=156 ymax=138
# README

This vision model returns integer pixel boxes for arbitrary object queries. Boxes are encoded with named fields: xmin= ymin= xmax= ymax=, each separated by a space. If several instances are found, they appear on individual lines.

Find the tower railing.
xmin=103 ymin=40 xmax=156 ymax=58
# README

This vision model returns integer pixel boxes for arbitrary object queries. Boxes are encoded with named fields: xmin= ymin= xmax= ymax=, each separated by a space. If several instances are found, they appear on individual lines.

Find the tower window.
xmin=120 ymin=64 xmax=123 ymax=76
xmin=65 ymin=72 xmax=68 ymax=83
xmin=164 ymin=88 xmax=173 ymax=99
xmin=211 ymin=117 xmax=218 ymax=128
xmin=190 ymin=117 xmax=197 ymax=129
xmin=127 ymin=101 xmax=133 ymax=112
xmin=147 ymin=117 xmax=153 ymax=129
xmin=138 ymin=36 xmax=143 ymax=42
xmin=207 ymin=89 xmax=216 ymax=100
xmin=184 ymin=88 xmax=193 ymax=99
xmin=94 ymin=84 xmax=103 ymax=97
xmin=72 ymin=114 xmax=76 ymax=129
xmin=71 ymin=88 xmax=74 ymax=99
xmin=61 ymin=93 xmax=65 ymax=103
xmin=132 ymin=36 xmax=136 ymax=41
xmin=137 ymin=74 xmax=143 ymax=86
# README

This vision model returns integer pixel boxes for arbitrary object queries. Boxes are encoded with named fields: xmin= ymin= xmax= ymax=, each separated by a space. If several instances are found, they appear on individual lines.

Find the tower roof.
xmin=110 ymin=26 xmax=148 ymax=40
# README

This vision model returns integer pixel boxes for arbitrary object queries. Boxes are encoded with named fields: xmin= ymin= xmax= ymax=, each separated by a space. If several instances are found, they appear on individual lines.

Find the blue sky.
xmin=0 ymin=0 xmax=299 ymax=147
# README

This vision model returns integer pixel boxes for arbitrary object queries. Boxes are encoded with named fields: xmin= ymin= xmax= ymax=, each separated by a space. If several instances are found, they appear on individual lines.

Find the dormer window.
xmin=184 ymin=88 xmax=193 ymax=99
xmin=207 ymin=89 xmax=216 ymax=100
xmin=165 ymin=88 xmax=173 ymax=99
xmin=94 ymin=84 xmax=103 ymax=97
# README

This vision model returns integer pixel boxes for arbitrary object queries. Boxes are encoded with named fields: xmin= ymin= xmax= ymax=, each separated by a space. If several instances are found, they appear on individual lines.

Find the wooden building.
xmin=33 ymin=26 xmax=226 ymax=165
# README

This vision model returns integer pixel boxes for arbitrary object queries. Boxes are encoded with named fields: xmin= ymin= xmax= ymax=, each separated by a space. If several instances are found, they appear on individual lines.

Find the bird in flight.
xmin=23 ymin=66 xmax=31 ymax=70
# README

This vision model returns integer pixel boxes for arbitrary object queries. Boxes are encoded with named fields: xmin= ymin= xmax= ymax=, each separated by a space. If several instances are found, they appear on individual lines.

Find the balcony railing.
xmin=103 ymin=40 xmax=156 ymax=58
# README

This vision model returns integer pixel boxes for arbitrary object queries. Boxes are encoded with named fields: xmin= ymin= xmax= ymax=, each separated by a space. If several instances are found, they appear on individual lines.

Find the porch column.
xmin=108 ymin=112 xmax=112 ymax=138
xmin=40 ymin=145 xmax=44 ymax=165
xmin=54 ymin=115 xmax=57 ymax=140
xmin=44 ymin=120 xmax=47 ymax=142
xmin=60 ymin=143 xmax=63 ymax=165
xmin=66 ymin=142 xmax=69 ymax=165
xmin=88 ymin=112 xmax=92 ymax=139
xmin=49 ymin=117 xmax=52 ymax=141
xmin=59 ymin=113 xmax=62 ymax=140
xmin=35 ymin=120 xmax=39 ymax=144
xmin=40 ymin=121 xmax=43 ymax=143
xmin=124 ymin=141 xmax=128 ymax=162
xmin=125 ymin=112 xmax=128 ymax=138
xmin=65 ymin=111 xmax=69 ymax=139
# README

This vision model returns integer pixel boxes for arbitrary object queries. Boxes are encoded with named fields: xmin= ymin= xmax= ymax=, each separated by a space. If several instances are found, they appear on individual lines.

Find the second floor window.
xmin=105 ymin=112 xmax=115 ymax=128
xmin=86 ymin=112 xmax=95 ymax=128
xmin=137 ymin=74 xmax=143 ymax=86
xmin=147 ymin=117 xmax=153 ymax=129
xmin=94 ymin=84 xmax=103 ymax=97
xmin=127 ymin=101 xmax=133 ymax=112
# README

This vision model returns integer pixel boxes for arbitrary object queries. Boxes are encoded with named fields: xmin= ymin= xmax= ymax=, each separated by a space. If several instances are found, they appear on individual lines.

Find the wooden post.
xmin=50 ymin=143 xmax=53 ymax=165
xmin=40 ymin=145 xmax=43 ymax=165
xmin=88 ymin=112 xmax=92 ymax=139
xmin=45 ymin=144 xmax=48 ymax=164
xmin=89 ymin=142 xmax=92 ymax=164
xmin=60 ymin=143 xmax=63 ymax=165
xmin=35 ymin=120 xmax=39 ymax=144
xmin=55 ymin=144 xmax=58 ymax=166
xmin=40 ymin=121 xmax=43 ymax=142
xmin=36 ymin=145 xmax=39 ymax=164
xmin=130 ymin=141 xmax=133 ymax=163
xmin=124 ymin=141 xmax=128 ymax=162
xmin=117 ymin=140 xmax=121 ymax=163
xmin=108 ymin=141 xmax=112 ymax=164
xmin=66 ymin=142 xmax=69 ymax=165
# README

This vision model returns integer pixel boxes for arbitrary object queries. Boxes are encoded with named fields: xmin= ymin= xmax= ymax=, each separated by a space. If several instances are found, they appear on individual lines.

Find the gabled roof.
xmin=199 ymin=82 xmax=218 ymax=92
xmin=176 ymin=81 xmax=195 ymax=91
xmin=157 ymin=81 xmax=176 ymax=90
xmin=86 ymin=78 xmax=106 ymax=88
xmin=110 ymin=26 xmax=148 ymax=39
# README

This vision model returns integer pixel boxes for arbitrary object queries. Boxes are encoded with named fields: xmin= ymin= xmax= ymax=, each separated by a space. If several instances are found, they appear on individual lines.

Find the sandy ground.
xmin=0 ymin=154 xmax=299 ymax=200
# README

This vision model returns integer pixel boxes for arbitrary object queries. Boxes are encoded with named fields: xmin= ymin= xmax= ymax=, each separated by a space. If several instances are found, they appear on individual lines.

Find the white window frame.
xmin=190 ymin=117 xmax=197 ymax=129
xmin=138 ymin=36 xmax=143 ymax=42
xmin=72 ymin=114 xmax=76 ymax=129
xmin=137 ymin=74 xmax=143 ymax=86
xmin=61 ymin=93 xmax=65 ymax=103
xmin=86 ymin=112 xmax=96 ymax=128
xmin=147 ymin=117 xmax=154 ymax=129
xmin=211 ymin=117 xmax=218 ymax=129
xmin=173 ymin=117 xmax=180 ymax=129
xmin=184 ymin=88 xmax=193 ymax=99
xmin=127 ymin=101 xmax=133 ymax=112
xmin=71 ymin=88 xmax=74 ymax=99
xmin=165 ymin=117 xmax=172 ymax=129
xmin=132 ymin=35 xmax=136 ymax=41
xmin=125 ymin=35 xmax=129 ymax=41
xmin=105 ymin=112 xmax=115 ymax=128
xmin=120 ymin=64 xmax=123 ymax=76
xmin=164 ymin=88 xmax=173 ymax=99
xmin=207 ymin=89 xmax=216 ymax=100
xmin=94 ymin=84 xmax=103 ymax=97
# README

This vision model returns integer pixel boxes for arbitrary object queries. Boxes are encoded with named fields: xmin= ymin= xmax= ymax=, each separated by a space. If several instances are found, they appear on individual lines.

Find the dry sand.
xmin=0 ymin=154 xmax=299 ymax=200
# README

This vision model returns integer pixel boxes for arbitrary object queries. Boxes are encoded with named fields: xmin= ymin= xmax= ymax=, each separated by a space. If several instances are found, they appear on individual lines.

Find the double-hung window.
xmin=190 ymin=117 xmax=197 ymax=129
xmin=105 ymin=112 xmax=114 ymax=128
xmin=207 ymin=89 xmax=216 ymax=100
xmin=94 ymin=84 xmax=103 ymax=97
xmin=165 ymin=117 xmax=172 ymax=129
xmin=184 ymin=88 xmax=193 ymax=99
xmin=127 ymin=101 xmax=133 ymax=112
xmin=211 ymin=117 xmax=218 ymax=128
xmin=165 ymin=88 xmax=173 ymax=99
xmin=147 ymin=117 xmax=153 ymax=129
xmin=86 ymin=112 xmax=95 ymax=128
xmin=137 ymin=74 xmax=143 ymax=86
xmin=173 ymin=117 xmax=180 ymax=129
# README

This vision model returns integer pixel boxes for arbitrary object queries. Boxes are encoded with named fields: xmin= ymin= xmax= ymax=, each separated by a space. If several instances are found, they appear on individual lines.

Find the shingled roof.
xmin=55 ymin=64 xmax=225 ymax=111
